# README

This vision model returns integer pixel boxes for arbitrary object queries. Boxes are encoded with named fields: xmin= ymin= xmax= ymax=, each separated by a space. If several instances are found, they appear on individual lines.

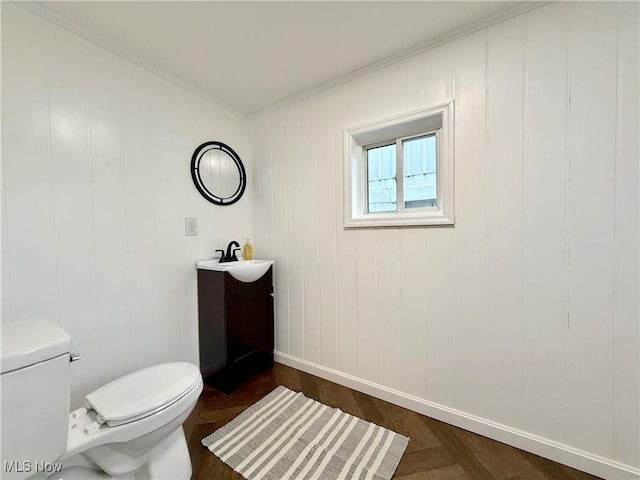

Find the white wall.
xmin=251 ymin=2 xmax=639 ymax=478
xmin=2 ymin=2 xmax=638 ymax=477
xmin=1 ymin=3 xmax=253 ymax=408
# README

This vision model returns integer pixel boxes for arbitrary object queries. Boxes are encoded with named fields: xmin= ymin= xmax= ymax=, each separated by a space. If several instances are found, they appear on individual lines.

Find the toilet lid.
xmin=85 ymin=362 xmax=201 ymax=427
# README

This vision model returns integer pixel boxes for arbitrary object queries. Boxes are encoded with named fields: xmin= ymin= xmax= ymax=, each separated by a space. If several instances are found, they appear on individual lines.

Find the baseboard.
xmin=275 ymin=351 xmax=639 ymax=480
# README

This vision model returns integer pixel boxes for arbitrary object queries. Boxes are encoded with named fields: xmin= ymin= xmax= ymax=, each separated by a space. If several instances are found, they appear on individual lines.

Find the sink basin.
xmin=196 ymin=259 xmax=273 ymax=283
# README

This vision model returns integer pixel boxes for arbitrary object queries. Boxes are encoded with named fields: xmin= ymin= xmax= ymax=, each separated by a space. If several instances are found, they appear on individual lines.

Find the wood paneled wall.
xmin=250 ymin=2 xmax=638 ymax=476
xmin=1 ymin=1 xmax=637 ymax=477
xmin=1 ymin=3 xmax=253 ymax=408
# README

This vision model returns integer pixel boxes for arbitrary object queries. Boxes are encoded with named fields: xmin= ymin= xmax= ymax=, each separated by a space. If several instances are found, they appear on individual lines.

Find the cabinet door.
xmin=225 ymin=286 xmax=274 ymax=363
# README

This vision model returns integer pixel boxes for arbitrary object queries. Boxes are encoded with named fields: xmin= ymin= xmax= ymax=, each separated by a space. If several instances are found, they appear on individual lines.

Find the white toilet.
xmin=1 ymin=318 xmax=204 ymax=480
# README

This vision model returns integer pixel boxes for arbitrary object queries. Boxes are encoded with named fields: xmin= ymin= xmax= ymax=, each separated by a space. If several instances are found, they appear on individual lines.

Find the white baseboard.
xmin=275 ymin=351 xmax=639 ymax=480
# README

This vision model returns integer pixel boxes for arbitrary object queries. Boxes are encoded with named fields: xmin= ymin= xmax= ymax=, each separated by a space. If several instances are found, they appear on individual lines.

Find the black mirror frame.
xmin=190 ymin=141 xmax=247 ymax=206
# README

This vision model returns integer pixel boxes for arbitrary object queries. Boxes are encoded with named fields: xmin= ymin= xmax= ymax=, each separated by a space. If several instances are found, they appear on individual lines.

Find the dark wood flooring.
xmin=184 ymin=363 xmax=601 ymax=480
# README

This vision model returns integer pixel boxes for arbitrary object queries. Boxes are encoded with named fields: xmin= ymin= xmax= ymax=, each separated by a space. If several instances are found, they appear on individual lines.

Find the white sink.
xmin=196 ymin=259 xmax=273 ymax=283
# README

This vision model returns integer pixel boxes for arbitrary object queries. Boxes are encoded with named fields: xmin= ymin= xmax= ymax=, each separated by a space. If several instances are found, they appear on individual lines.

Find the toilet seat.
xmin=85 ymin=363 xmax=201 ymax=427
xmin=64 ymin=362 xmax=203 ymax=462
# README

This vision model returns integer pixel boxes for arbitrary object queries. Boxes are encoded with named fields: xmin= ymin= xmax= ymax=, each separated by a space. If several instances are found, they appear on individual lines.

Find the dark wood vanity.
xmin=197 ymin=265 xmax=274 ymax=394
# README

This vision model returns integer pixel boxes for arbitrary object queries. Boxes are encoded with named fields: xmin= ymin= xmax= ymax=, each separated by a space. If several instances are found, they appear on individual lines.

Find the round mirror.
xmin=190 ymin=141 xmax=246 ymax=205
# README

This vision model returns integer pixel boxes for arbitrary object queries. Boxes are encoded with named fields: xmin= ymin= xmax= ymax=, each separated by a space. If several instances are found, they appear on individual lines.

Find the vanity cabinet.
xmin=197 ymin=265 xmax=274 ymax=393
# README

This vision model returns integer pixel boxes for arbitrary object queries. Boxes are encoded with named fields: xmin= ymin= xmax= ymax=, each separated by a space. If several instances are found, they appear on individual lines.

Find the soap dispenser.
xmin=243 ymin=238 xmax=253 ymax=260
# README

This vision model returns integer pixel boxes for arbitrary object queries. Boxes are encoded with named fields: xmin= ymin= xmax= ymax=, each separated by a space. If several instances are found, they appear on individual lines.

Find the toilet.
xmin=0 ymin=318 xmax=204 ymax=480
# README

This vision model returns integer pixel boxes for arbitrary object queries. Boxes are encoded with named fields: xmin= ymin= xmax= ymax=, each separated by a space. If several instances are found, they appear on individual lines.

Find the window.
xmin=344 ymin=101 xmax=454 ymax=227
xmin=366 ymin=133 xmax=437 ymax=213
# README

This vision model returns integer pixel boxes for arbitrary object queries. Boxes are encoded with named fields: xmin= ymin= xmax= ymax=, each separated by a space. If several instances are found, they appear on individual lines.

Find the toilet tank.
xmin=1 ymin=318 xmax=72 ymax=479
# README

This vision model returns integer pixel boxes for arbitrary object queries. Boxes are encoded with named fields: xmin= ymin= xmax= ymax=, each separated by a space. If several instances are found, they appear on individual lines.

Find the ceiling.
xmin=34 ymin=1 xmax=531 ymax=115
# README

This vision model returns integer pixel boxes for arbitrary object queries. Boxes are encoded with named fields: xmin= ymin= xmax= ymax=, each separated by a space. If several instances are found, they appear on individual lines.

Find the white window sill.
xmin=344 ymin=209 xmax=454 ymax=228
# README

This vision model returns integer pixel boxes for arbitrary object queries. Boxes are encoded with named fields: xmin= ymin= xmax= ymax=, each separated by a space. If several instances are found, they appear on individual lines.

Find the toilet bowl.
xmin=0 ymin=318 xmax=204 ymax=480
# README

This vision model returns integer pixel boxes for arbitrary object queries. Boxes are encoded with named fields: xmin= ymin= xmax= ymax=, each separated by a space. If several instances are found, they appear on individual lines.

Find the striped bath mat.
xmin=202 ymin=385 xmax=409 ymax=480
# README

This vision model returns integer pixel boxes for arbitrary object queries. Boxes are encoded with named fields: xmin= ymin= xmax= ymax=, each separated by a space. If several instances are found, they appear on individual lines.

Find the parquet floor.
xmin=184 ymin=363 xmax=601 ymax=480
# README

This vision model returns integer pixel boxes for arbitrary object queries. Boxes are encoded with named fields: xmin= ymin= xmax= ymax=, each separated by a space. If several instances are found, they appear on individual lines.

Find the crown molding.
xmin=250 ymin=1 xmax=547 ymax=119
xmin=14 ymin=1 xmax=246 ymax=119
xmin=14 ymin=1 xmax=547 ymax=119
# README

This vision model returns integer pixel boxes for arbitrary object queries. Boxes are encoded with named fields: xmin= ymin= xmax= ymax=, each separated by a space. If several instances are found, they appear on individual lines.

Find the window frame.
xmin=344 ymin=101 xmax=455 ymax=228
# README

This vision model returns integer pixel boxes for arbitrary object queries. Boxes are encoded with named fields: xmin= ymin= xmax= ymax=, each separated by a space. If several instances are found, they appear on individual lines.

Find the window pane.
xmin=403 ymin=134 xmax=436 ymax=208
xmin=367 ymin=144 xmax=396 ymax=212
